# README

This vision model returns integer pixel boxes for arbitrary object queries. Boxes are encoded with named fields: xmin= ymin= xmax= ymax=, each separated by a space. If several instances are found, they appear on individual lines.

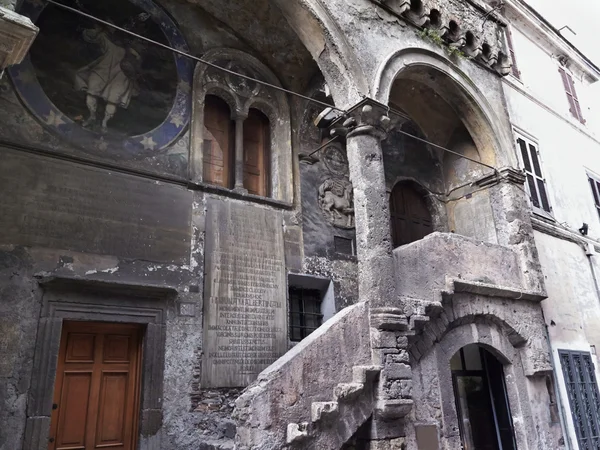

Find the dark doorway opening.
xmin=450 ymin=344 xmax=517 ymax=450
xmin=389 ymin=181 xmax=433 ymax=248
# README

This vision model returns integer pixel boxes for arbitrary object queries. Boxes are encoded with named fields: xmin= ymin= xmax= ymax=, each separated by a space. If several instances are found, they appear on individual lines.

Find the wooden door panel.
xmin=390 ymin=182 xmax=433 ymax=247
xmin=50 ymin=322 xmax=142 ymax=450
xmin=243 ymin=109 xmax=269 ymax=197
xmin=203 ymin=96 xmax=233 ymax=188
xmin=96 ymin=371 xmax=128 ymax=447
xmin=55 ymin=372 xmax=92 ymax=450
xmin=65 ymin=334 xmax=96 ymax=363
xmin=103 ymin=335 xmax=131 ymax=363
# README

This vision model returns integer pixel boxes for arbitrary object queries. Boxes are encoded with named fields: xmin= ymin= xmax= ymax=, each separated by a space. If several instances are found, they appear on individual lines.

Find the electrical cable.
xmin=44 ymin=0 xmax=346 ymax=114
xmin=44 ymin=0 xmax=501 ymax=175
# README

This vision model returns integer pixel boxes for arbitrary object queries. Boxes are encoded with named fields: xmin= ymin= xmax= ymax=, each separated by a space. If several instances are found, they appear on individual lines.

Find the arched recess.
xmin=191 ymin=48 xmax=293 ymax=202
xmin=411 ymin=322 xmax=535 ymax=450
xmin=389 ymin=180 xmax=434 ymax=248
xmin=374 ymin=48 xmax=516 ymax=169
xmin=268 ymin=0 xmax=367 ymax=107
xmin=409 ymin=294 xmax=552 ymax=378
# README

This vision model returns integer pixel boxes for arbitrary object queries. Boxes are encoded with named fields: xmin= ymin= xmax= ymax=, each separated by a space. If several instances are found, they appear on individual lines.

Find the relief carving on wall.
xmin=318 ymin=143 xmax=355 ymax=229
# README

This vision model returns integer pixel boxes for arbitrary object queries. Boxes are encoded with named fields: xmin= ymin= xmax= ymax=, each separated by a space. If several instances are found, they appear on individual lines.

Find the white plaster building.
xmin=503 ymin=1 xmax=600 ymax=448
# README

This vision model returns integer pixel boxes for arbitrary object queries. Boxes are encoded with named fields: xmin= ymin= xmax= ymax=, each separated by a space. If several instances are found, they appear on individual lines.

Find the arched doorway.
xmin=450 ymin=344 xmax=517 ymax=450
xmin=389 ymin=181 xmax=433 ymax=248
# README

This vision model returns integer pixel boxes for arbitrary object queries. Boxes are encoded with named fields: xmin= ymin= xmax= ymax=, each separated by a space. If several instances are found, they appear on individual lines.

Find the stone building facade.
xmin=500 ymin=1 xmax=600 ymax=449
xmin=0 ymin=0 xmax=576 ymax=449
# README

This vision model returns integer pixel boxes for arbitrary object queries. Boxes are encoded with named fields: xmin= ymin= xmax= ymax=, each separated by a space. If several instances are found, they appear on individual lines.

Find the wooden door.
xmin=243 ymin=109 xmax=269 ymax=196
xmin=49 ymin=322 xmax=143 ymax=450
xmin=203 ymin=95 xmax=233 ymax=188
xmin=389 ymin=182 xmax=433 ymax=248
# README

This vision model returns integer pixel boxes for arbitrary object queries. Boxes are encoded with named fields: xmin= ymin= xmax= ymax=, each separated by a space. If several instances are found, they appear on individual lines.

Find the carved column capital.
xmin=345 ymin=99 xmax=392 ymax=141
xmin=0 ymin=7 xmax=38 ymax=74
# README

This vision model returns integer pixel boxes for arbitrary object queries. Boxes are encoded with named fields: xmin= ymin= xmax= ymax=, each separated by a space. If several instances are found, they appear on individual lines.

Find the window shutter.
xmin=505 ymin=28 xmax=520 ymax=79
xmin=516 ymin=136 xmax=552 ymax=214
xmin=559 ymin=67 xmax=585 ymax=123
xmin=588 ymin=175 xmax=600 ymax=219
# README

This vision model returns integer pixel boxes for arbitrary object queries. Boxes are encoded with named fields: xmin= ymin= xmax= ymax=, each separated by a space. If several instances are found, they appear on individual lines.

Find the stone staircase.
xmin=234 ymin=302 xmax=374 ymax=450
xmin=286 ymin=365 xmax=382 ymax=449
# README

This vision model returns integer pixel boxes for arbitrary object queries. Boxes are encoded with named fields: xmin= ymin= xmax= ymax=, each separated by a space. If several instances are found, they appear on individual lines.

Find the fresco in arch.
xmin=7 ymin=0 xmax=194 ymax=163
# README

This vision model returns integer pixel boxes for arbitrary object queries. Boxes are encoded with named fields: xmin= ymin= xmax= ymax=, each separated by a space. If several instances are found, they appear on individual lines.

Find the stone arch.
xmin=388 ymin=177 xmax=447 ymax=238
xmin=410 ymin=321 xmax=535 ymax=450
xmin=409 ymin=293 xmax=552 ymax=378
xmin=374 ymin=47 xmax=516 ymax=168
xmin=203 ymin=86 xmax=241 ymax=117
xmin=191 ymin=48 xmax=293 ymax=202
xmin=268 ymin=0 xmax=367 ymax=107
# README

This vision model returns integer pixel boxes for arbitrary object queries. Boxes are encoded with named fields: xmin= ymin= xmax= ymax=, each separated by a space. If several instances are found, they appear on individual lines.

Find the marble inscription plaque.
xmin=0 ymin=147 xmax=192 ymax=264
xmin=202 ymin=199 xmax=287 ymax=387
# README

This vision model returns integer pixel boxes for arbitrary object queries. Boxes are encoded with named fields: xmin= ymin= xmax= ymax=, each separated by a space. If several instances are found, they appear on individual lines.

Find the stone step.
xmin=311 ymin=401 xmax=339 ymax=422
xmin=286 ymin=422 xmax=309 ymax=445
xmin=334 ymin=382 xmax=364 ymax=401
xmin=352 ymin=365 xmax=382 ymax=383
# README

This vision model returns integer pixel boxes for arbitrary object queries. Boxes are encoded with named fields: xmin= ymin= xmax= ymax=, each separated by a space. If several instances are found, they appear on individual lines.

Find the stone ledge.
xmin=446 ymin=277 xmax=546 ymax=302
xmin=0 ymin=6 xmax=38 ymax=70
xmin=35 ymin=274 xmax=179 ymax=299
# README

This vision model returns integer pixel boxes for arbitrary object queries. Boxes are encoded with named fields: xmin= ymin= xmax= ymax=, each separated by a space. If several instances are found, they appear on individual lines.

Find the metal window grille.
xmin=559 ymin=350 xmax=600 ymax=449
xmin=289 ymin=287 xmax=323 ymax=342
xmin=515 ymin=135 xmax=552 ymax=214
xmin=334 ymin=236 xmax=355 ymax=255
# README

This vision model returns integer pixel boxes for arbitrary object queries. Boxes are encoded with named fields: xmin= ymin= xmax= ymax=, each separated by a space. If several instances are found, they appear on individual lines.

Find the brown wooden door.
xmin=390 ymin=181 xmax=433 ymax=248
xmin=243 ymin=109 xmax=269 ymax=196
xmin=203 ymin=95 xmax=233 ymax=188
xmin=49 ymin=322 xmax=143 ymax=450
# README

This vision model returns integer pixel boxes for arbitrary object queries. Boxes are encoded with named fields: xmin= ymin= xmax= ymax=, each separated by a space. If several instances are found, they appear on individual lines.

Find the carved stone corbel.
xmin=0 ymin=6 xmax=38 ymax=77
xmin=380 ymin=0 xmax=412 ymax=16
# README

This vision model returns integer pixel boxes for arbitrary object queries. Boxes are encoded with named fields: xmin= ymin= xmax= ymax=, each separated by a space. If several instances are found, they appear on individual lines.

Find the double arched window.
xmin=203 ymin=96 xmax=270 ymax=196
xmin=192 ymin=49 xmax=292 ymax=202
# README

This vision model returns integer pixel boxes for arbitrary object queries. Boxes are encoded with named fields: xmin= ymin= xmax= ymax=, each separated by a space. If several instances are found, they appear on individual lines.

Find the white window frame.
xmin=513 ymin=130 xmax=553 ymax=219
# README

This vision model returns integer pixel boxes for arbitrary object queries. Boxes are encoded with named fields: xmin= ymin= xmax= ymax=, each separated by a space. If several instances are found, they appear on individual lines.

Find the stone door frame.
xmin=23 ymin=277 xmax=173 ymax=450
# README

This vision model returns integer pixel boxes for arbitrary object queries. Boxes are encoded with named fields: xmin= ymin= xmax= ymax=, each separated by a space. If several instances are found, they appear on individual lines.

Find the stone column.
xmin=233 ymin=113 xmax=247 ymax=193
xmin=0 ymin=6 xmax=38 ymax=79
xmin=345 ymin=102 xmax=414 ymax=443
xmin=345 ymin=103 xmax=395 ymax=308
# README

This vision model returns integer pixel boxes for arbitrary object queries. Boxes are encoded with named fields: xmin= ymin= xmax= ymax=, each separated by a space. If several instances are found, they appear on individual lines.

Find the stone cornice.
xmin=368 ymin=0 xmax=512 ymax=76
xmin=0 ymin=6 xmax=38 ymax=71
xmin=503 ymin=0 xmax=600 ymax=83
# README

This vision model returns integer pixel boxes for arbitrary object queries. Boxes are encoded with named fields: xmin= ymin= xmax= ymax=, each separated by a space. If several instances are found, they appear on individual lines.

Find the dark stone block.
xmin=0 ymin=147 xmax=192 ymax=264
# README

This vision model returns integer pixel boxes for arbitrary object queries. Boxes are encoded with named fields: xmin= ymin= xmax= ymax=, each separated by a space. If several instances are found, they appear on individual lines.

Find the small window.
xmin=334 ymin=236 xmax=355 ymax=256
xmin=203 ymin=95 xmax=234 ymax=188
xmin=289 ymin=287 xmax=323 ymax=342
xmin=559 ymin=350 xmax=600 ymax=448
xmin=243 ymin=109 xmax=270 ymax=197
xmin=505 ymin=27 xmax=520 ymax=79
xmin=588 ymin=174 xmax=600 ymax=219
xmin=558 ymin=67 xmax=585 ymax=124
xmin=515 ymin=134 xmax=552 ymax=215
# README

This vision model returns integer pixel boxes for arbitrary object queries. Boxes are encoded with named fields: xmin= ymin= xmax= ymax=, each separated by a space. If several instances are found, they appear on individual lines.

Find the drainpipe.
xmin=543 ymin=323 xmax=573 ymax=450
